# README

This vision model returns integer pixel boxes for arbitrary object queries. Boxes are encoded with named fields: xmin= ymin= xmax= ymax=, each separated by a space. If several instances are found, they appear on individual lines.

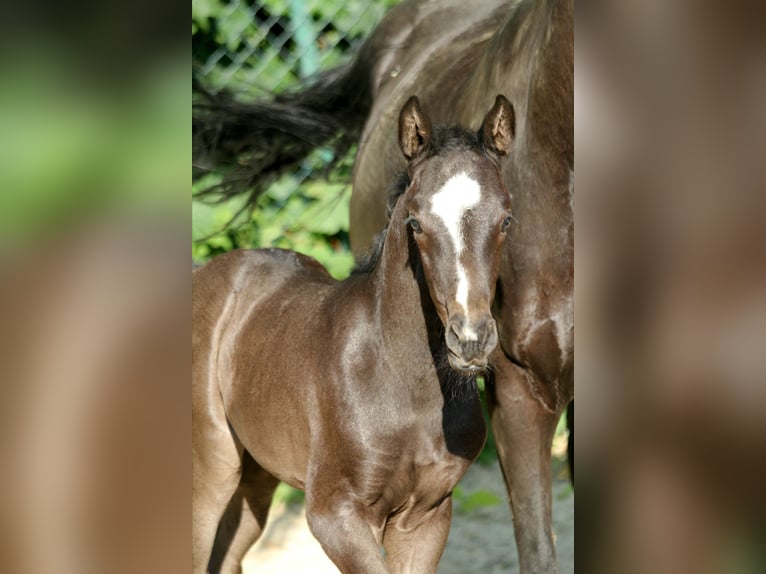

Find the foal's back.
xmin=193 ymin=248 xmax=337 ymax=382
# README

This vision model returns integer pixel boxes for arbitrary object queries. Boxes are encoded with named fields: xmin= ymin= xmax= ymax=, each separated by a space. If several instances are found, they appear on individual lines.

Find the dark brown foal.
xmin=193 ymin=95 xmax=514 ymax=573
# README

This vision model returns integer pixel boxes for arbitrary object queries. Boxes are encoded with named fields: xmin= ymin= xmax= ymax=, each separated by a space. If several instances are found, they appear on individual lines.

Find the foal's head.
xmin=397 ymin=95 xmax=514 ymax=373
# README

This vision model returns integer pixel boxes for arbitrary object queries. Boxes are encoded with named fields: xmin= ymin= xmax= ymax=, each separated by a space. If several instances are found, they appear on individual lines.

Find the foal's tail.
xmin=192 ymin=49 xmax=375 ymax=211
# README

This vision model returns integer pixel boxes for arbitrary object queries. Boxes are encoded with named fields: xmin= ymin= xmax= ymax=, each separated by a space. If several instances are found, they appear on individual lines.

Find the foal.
xmin=193 ymin=95 xmax=514 ymax=573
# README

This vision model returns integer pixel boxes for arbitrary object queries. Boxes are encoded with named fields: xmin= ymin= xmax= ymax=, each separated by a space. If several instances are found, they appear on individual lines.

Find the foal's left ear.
xmin=399 ymin=96 xmax=432 ymax=161
xmin=481 ymin=94 xmax=515 ymax=157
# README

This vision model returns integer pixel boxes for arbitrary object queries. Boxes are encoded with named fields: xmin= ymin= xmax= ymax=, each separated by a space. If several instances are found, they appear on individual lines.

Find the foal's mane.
xmin=352 ymin=124 xmax=488 ymax=274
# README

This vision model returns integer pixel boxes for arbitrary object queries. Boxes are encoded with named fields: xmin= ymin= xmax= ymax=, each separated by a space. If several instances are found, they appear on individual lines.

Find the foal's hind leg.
xmin=382 ymin=495 xmax=453 ymax=574
xmin=208 ymin=452 xmax=280 ymax=574
xmin=192 ymin=389 xmax=245 ymax=574
xmin=192 ymin=436 xmax=242 ymax=573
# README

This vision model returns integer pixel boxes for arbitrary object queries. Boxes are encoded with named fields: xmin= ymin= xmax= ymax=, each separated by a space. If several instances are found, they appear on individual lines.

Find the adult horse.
xmin=193 ymin=0 xmax=573 ymax=571
xmin=194 ymin=97 xmax=514 ymax=573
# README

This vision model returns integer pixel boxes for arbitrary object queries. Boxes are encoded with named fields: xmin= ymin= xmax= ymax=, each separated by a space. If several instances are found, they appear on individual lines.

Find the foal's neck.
xmin=369 ymin=204 xmax=438 ymax=359
xmin=366 ymin=201 xmax=480 ymax=414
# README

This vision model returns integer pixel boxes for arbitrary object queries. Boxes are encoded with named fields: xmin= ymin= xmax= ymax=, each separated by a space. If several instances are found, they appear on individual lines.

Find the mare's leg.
xmin=382 ymin=495 xmax=452 ymax=574
xmin=487 ymin=353 xmax=563 ymax=574
xmin=305 ymin=483 xmax=389 ymax=574
xmin=208 ymin=452 xmax=280 ymax=574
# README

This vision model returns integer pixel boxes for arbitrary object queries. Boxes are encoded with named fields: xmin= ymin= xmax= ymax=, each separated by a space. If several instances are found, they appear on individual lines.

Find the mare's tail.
xmin=192 ymin=50 xmax=375 ymax=210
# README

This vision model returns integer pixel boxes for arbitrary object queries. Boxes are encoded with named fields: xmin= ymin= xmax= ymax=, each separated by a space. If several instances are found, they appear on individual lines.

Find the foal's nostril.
xmin=445 ymin=322 xmax=462 ymax=356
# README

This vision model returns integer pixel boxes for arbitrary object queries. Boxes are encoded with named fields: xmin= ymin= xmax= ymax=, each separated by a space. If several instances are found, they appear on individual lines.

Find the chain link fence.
xmin=193 ymin=0 xmax=397 ymax=97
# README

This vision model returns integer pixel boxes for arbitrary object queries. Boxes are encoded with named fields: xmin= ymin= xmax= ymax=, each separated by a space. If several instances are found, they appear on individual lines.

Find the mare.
xmin=193 ymin=96 xmax=514 ymax=573
xmin=193 ymin=0 xmax=573 ymax=571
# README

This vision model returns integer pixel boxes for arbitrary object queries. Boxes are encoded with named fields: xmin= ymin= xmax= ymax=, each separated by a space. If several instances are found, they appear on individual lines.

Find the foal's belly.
xmin=217 ymin=310 xmax=323 ymax=489
xmin=222 ymin=371 xmax=314 ymax=489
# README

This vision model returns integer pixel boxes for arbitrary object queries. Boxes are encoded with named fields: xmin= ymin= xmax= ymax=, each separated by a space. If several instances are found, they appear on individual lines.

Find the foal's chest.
xmin=346 ymin=384 xmax=486 ymax=527
xmin=380 ymin=407 xmax=485 ymax=511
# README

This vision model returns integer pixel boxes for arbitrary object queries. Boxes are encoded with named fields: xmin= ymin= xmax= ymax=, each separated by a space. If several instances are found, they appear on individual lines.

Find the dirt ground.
xmin=242 ymin=446 xmax=573 ymax=573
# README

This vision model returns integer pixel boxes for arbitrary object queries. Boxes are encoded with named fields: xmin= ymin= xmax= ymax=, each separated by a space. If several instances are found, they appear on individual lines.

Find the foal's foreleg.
xmin=383 ymin=495 xmax=452 ymax=574
xmin=305 ymin=490 xmax=389 ymax=574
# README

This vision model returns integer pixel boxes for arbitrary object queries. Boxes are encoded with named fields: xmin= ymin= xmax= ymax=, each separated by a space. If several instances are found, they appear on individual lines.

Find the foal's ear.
xmin=398 ymin=96 xmax=432 ymax=160
xmin=481 ymin=94 xmax=515 ymax=157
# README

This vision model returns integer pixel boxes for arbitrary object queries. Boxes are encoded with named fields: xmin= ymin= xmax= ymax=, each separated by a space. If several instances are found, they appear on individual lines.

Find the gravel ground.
xmin=242 ymin=452 xmax=573 ymax=573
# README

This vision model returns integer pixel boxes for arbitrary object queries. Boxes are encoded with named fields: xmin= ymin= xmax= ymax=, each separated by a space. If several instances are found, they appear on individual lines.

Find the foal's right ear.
xmin=481 ymin=94 xmax=515 ymax=157
xmin=399 ymin=96 xmax=432 ymax=161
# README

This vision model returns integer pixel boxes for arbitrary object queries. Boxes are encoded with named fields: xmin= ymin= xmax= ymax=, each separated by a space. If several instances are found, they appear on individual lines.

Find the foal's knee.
xmin=305 ymin=496 xmax=388 ymax=574
xmin=305 ymin=497 xmax=356 ymax=543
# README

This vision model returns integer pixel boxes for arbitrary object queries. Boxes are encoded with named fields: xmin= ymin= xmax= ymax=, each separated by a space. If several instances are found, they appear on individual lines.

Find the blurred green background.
xmin=0 ymin=53 xmax=187 ymax=248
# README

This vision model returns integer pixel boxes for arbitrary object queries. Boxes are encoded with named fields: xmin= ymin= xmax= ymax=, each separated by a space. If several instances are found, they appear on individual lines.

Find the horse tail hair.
xmin=192 ymin=50 xmax=374 ymax=212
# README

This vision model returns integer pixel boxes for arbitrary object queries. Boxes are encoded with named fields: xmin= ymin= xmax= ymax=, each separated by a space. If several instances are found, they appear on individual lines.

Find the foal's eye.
xmin=407 ymin=217 xmax=423 ymax=234
xmin=501 ymin=216 xmax=513 ymax=232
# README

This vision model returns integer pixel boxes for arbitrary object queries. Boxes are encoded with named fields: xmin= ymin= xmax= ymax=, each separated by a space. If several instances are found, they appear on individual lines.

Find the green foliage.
xmin=191 ymin=0 xmax=225 ymax=34
xmin=193 ymin=147 xmax=356 ymax=279
xmin=453 ymin=485 xmax=503 ymax=514
xmin=272 ymin=482 xmax=305 ymax=507
xmin=556 ymin=484 xmax=573 ymax=500
xmin=1 ymin=57 xmax=187 ymax=243
xmin=193 ymin=0 xmax=401 ymax=96
xmin=192 ymin=1 xmax=397 ymax=267
xmin=474 ymin=376 xmax=496 ymax=465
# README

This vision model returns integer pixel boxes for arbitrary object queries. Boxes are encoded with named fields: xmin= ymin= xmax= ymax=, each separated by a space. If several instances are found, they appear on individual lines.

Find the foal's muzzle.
xmin=445 ymin=314 xmax=498 ymax=372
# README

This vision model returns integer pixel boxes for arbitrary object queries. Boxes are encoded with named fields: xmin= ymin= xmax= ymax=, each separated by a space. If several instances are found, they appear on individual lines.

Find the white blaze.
xmin=430 ymin=172 xmax=482 ymax=318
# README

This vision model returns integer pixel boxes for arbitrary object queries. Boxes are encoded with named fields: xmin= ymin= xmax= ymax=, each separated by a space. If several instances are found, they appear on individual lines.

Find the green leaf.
xmin=453 ymin=488 xmax=503 ymax=512
xmin=192 ymin=0 xmax=224 ymax=32
xmin=272 ymin=482 xmax=305 ymax=507
xmin=298 ymin=194 xmax=349 ymax=236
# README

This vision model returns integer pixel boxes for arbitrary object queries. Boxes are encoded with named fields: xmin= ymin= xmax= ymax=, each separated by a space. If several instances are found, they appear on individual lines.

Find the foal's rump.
xmin=193 ymin=248 xmax=334 ymax=340
xmin=193 ymin=249 xmax=326 ymax=375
